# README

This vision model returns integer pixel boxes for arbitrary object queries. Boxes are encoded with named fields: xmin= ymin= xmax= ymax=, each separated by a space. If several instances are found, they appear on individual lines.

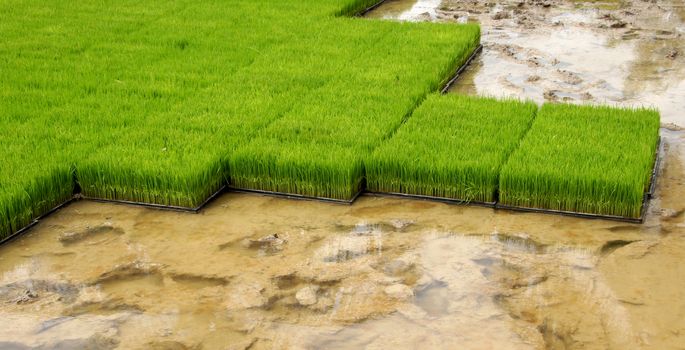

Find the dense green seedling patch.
xmin=0 ymin=0 xmax=662 ymax=240
xmin=367 ymin=95 xmax=537 ymax=202
xmin=499 ymin=104 xmax=660 ymax=218
xmin=0 ymin=0 xmax=481 ymax=239
xmin=229 ymin=22 xmax=481 ymax=199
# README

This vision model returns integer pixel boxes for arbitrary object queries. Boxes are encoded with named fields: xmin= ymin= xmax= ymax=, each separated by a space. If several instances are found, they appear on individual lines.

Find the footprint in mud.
xmin=168 ymin=273 xmax=229 ymax=289
xmin=319 ymin=235 xmax=383 ymax=263
xmin=219 ymin=233 xmax=287 ymax=256
xmin=241 ymin=233 xmax=287 ymax=255
xmin=475 ymin=255 xmax=549 ymax=290
xmin=381 ymin=258 xmax=421 ymax=286
xmin=94 ymin=261 xmax=232 ymax=290
xmin=1 ymin=312 xmax=126 ymax=350
xmin=269 ymin=272 xmax=345 ymax=313
xmin=93 ymin=261 xmax=164 ymax=284
xmin=65 ymin=297 xmax=144 ymax=316
xmin=599 ymin=239 xmax=639 ymax=256
xmin=0 ymin=279 xmax=80 ymax=305
xmin=272 ymin=273 xmax=307 ymax=290
xmin=59 ymin=224 xmax=124 ymax=245
xmin=146 ymin=340 xmax=199 ymax=350
xmin=414 ymin=280 xmax=450 ymax=317
xmin=489 ymin=233 xmax=548 ymax=254
xmin=335 ymin=219 xmax=417 ymax=236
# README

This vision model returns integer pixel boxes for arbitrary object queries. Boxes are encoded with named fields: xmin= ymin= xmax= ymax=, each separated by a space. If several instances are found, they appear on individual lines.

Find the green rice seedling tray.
xmin=228 ymin=187 xmax=363 ymax=205
xmin=496 ymin=137 xmax=662 ymax=223
xmin=0 ymin=198 xmax=77 ymax=246
xmin=364 ymin=191 xmax=496 ymax=208
xmin=78 ymin=185 xmax=228 ymax=214
xmin=441 ymin=44 xmax=483 ymax=94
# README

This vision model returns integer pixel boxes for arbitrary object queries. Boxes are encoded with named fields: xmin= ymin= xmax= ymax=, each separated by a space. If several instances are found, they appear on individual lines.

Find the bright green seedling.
xmin=499 ymin=103 xmax=660 ymax=218
xmin=367 ymin=94 xmax=537 ymax=202
xmin=0 ymin=0 xmax=661 ymax=241
xmin=0 ymin=0 xmax=481 ymax=239
xmin=228 ymin=22 xmax=481 ymax=199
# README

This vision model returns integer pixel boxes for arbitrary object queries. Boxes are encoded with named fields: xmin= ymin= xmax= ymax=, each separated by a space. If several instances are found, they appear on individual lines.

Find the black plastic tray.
xmin=368 ymin=137 xmax=662 ymax=223
xmin=494 ymin=202 xmax=646 ymax=224
xmin=493 ymin=137 xmax=663 ymax=223
xmin=228 ymin=186 xmax=362 ymax=205
xmin=355 ymin=0 xmax=388 ymax=17
xmin=441 ymin=44 xmax=483 ymax=94
xmin=364 ymin=191 xmax=496 ymax=208
xmin=647 ymin=137 xmax=663 ymax=198
xmin=78 ymin=184 xmax=227 ymax=213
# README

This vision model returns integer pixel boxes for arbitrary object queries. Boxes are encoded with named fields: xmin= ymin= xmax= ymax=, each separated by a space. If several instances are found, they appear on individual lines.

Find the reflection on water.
xmin=368 ymin=0 xmax=685 ymax=127
xmin=365 ymin=0 xmax=443 ymax=21
xmin=0 ymin=131 xmax=683 ymax=349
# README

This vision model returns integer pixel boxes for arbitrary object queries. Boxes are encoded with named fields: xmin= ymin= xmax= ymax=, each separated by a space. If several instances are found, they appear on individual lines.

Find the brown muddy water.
xmin=2 ymin=1 xmax=685 ymax=349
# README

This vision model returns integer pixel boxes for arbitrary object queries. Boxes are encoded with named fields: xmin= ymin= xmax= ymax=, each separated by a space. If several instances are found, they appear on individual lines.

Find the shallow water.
xmin=369 ymin=0 xmax=685 ymax=128
xmin=366 ymin=0 xmax=444 ymax=21
xmin=1 ymin=1 xmax=685 ymax=349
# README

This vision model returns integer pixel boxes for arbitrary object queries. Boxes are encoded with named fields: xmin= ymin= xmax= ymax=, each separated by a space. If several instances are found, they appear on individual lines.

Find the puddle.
xmin=414 ymin=280 xmax=450 ymax=317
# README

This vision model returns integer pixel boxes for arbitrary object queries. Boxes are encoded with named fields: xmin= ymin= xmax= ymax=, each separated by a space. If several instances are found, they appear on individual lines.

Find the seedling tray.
xmin=494 ymin=202 xmax=647 ymax=224
xmin=228 ymin=186 xmax=362 ymax=205
xmin=364 ymin=191 xmax=496 ymax=208
xmin=78 ymin=184 xmax=227 ymax=213
xmin=495 ymin=137 xmax=662 ymax=223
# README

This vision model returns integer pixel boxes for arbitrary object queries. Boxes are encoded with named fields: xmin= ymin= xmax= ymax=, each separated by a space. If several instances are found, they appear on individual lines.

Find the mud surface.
xmin=370 ymin=0 xmax=685 ymax=128
xmin=1 ymin=2 xmax=684 ymax=349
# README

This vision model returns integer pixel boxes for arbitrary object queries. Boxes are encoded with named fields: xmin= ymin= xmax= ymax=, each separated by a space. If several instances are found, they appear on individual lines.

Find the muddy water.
xmin=366 ymin=0 xmax=444 ymax=21
xmin=369 ymin=0 xmax=685 ymax=128
xmin=1 ymin=2 xmax=684 ymax=350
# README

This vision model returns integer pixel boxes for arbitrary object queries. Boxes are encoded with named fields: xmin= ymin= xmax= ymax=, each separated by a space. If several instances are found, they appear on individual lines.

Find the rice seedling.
xmin=0 ymin=133 xmax=75 ymax=241
xmin=499 ymin=103 xmax=660 ymax=218
xmin=367 ymin=94 xmax=537 ymax=202
xmin=226 ymin=20 xmax=481 ymax=200
xmin=0 ymin=0 xmax=481 ymax=238
xmin=0 ymin=0 xmax=661 ymax=241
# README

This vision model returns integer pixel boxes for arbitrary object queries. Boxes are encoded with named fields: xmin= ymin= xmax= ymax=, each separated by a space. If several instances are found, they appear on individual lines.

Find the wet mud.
xmin=369 ymin=0 xmax=685 ymax=128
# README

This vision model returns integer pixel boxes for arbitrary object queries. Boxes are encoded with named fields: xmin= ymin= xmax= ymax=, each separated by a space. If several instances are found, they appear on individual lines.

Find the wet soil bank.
xmin=0 ymin=130 xmax=683 ymax=349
